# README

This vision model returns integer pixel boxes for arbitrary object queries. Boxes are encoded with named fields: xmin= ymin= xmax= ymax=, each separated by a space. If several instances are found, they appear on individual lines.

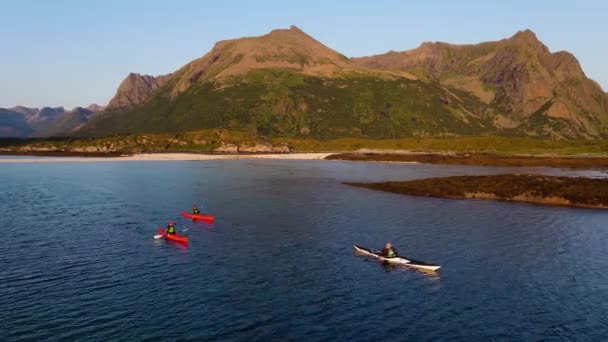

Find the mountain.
xmin=0 ymin=106 xmax=65 ymax=137
xmin=165 ymin=25 xmax=354 ymax=98
xmin=77 ymin=26 xmax=492 ymax=137
xmin=74 ymin=27 xmax=608 ymax=139
xmin=38 ymin=107 xmax=97 ymax=136
xmin=27 ymin=107 xmax=67 ymax=132
xmin=102 ymin=26 xmax=355 ymax=111
xmin=106 ymin=73 xmax=172 ymax=110
xmin=0 ymin=108 xmax=35 ymax=137
xmin=10 ymin=106 xmax=39 ymax=117
xmin=0 ymin=105 xmax=99 ymax=137
xmin=87 ymin=104 xmax=105 ymax=112
xmin=353 ymin=30 xmax=608 ymax=138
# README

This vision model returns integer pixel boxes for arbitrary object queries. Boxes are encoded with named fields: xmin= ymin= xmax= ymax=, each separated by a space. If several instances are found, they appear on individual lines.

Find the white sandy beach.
xmin=0 ymin=153 xmax=333 ymax=163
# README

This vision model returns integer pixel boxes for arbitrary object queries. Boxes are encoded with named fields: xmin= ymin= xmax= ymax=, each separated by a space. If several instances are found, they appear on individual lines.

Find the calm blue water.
xmin=1 ymin=160 xmax=607 ymax=341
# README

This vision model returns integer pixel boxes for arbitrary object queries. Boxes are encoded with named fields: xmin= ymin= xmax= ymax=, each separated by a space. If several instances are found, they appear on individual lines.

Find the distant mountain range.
xmin=3 ymin=26 xmax=607 ymax=139
xmin=0 ymin=105 xmax=103 ymax=137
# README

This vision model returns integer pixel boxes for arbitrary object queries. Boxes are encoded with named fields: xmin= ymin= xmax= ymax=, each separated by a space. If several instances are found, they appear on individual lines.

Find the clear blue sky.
xmin=1 ymin=0 xmax=606 ymax=108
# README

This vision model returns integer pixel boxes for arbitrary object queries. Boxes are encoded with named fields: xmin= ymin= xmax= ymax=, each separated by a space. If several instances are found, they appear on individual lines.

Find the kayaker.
xmin=166 ymin=221 xmax=176 ymax=235
xmin=192 ymin=206 xmax=200 ymax=215
xmin=382 ymin=242 xmax=398 ymax=258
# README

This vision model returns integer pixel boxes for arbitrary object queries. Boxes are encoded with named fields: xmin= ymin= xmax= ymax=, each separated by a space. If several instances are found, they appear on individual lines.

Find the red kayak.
xmin=157 ymin=228 xmax=189 ymax=244
xmin=181 ymin=211 xmax=215 ymax=223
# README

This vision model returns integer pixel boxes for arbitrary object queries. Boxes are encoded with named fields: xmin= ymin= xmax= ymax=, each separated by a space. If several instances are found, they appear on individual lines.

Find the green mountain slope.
xmin=354 ymin=30 xmax=608 ymax=138
xmin=80 ymin=68 xmax=494 ymax=138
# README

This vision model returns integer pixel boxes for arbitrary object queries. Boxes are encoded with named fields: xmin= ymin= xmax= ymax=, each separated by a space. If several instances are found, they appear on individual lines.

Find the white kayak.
xmin=354 ymin=245 xmax=441 ymax=272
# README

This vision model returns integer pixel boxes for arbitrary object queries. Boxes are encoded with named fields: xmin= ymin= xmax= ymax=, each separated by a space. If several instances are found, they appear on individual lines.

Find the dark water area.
xmin=1 ymin=160 xmax=607 ymax=340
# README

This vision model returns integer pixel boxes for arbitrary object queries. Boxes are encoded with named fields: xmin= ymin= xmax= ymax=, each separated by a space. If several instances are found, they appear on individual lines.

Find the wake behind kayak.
xmin=354 ymin=245 xmax=441 ymax=271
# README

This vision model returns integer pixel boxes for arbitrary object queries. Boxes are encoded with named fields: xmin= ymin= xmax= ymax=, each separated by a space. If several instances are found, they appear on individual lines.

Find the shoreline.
xmin=3 ymin=150 xmax=608 ymax=169
xmin=0 ymin=152 xmax=333 ymax=163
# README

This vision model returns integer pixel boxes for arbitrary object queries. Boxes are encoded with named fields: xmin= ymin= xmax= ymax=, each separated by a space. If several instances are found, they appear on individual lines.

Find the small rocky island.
xmin=346 ymin=175 xmax=608 ymax=209
xmin=327 ymin=153 xmax=608 ymax=169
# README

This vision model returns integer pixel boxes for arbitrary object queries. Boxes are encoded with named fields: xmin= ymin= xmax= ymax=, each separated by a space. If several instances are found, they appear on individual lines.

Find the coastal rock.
xmin=70 ymin=146 xmax=99 ymax=153
xmin=192 ymin=138 xmax=208 ymax=145
xmin=18 ymin=145 xmax=57 ymax=152
xmin=239 ymin=144 xmax=274 ymax=153
xmin=67 ymin=144 xmax=121 ymax=153
xmin=214 ymin=144 xmax=239 ymax=153
xmin=168 ymin=138 xmax=188 ymax=146
xmin=271 ymin=145 xmax=291 ymax=153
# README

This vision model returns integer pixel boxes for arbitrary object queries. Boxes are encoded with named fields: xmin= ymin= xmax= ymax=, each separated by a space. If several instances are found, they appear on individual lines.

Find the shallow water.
xmin=1 ymin=160 xmax=607 ymax=340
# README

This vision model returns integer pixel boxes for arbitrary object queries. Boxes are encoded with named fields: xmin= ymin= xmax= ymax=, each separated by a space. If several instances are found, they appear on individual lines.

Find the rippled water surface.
xmin=1 ymin=160 xmax=607 ymax=340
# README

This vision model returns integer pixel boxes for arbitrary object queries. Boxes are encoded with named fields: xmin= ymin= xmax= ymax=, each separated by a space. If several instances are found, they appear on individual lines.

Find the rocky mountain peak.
xmin=169 ymin=26 xmax=352 ymax=97
xmin=511 ymin=29 xmax=539 ymax=42
xmin=508 ymin=29 xmax=549 ymax=54
xmin=268 ymin=24 xmax=305 ymax=35
xmin=106 ymin=73 xmax=171 ymax=110
xmin=9 ymin=106 xmax=39 ymax=116
xmin=548 ymin=51 xmax=584 ymax=77
xmin=86 ymin=104 xmax=105 ymax=112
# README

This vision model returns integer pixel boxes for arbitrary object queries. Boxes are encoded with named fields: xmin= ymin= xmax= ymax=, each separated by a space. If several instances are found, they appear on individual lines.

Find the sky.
xmin=1 ymin=0 xmax=607 ymax=109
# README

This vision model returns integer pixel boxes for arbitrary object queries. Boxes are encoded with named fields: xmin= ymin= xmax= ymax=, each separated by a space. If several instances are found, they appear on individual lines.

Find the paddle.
xmin=154 ymin=227 xmax=165 ymax=239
